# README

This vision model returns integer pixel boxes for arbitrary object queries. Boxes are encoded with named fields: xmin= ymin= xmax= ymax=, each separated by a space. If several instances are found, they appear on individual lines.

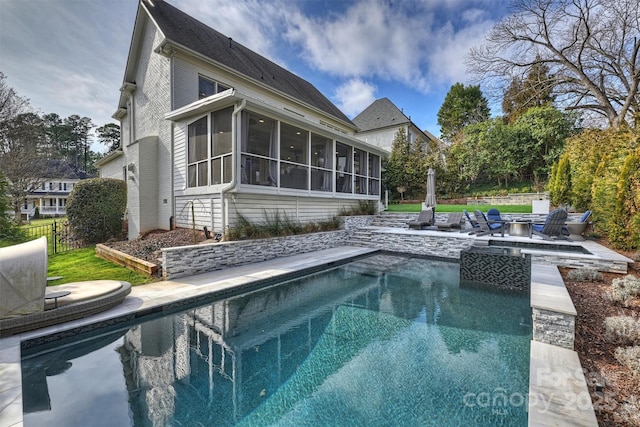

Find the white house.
xmin=101 ymin=0 xmax=387 ymax=239
xmin=353 ymin=98 xmax=440 ymax=153
xmin=21 ymin=160 xmax=92 ymax=219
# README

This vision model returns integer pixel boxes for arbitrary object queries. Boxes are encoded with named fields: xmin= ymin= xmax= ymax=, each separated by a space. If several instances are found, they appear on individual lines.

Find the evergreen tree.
xmin=437 ymin=83 xmax=490 ymax=143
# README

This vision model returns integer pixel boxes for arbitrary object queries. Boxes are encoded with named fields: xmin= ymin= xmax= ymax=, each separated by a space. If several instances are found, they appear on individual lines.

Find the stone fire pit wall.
xmin=162 ymin=230 xmax=350 ymax=280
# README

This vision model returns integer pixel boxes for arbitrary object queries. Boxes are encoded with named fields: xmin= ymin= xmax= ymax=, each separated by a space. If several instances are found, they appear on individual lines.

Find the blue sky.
xmin=0 ymin=0 xmax=508 ymax=152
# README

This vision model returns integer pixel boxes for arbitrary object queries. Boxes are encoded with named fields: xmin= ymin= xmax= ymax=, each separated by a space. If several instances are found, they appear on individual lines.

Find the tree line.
xmin=385 ymin=0 xmax=639 ymax=249
xmin=0 ymin=72 xmax=120 ymax=227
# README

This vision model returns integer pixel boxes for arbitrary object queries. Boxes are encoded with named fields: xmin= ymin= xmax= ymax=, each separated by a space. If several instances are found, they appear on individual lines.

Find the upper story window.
xmin=199 ymin=76 xmax=230 ymax=99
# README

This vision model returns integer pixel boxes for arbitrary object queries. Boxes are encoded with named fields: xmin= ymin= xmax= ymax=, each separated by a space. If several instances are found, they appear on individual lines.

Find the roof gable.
xmin=352 ymin=98 xmax=410 ymax=131
xmin=142 ymin=0 xmax=352 ymax=126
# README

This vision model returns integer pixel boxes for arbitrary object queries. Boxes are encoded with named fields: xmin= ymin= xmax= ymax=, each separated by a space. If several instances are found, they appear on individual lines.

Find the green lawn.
xmin=47 ymin=247 xmax=157 ymax=286
xmin=386 ymin=204 xmax=532 ymax=213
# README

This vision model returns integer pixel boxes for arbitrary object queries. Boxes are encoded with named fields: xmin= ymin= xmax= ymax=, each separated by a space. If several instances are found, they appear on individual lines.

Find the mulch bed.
xmin=561 ymin=244 xmax=640 ymax=427
xmin=104 ymin=228 xmax=208 ymax=264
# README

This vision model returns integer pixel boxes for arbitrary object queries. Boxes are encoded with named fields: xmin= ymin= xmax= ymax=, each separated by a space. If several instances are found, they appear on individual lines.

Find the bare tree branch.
xmin=467 ymin=0 xmax=640 ymax=127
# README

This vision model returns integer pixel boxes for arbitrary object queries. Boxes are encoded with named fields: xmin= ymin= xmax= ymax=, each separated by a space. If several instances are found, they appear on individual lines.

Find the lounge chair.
xmin=531 ymin=208 xmax=569 ymax=240
xmin=407 ymin=207 xmax=434 ymax=229
xmin=464 ymin=209 xmax=481 ymax=233
xmin=473 ymin=210 xmax=506 ymax=237
xmin=435 ymin=212 xmax=463 ymax=230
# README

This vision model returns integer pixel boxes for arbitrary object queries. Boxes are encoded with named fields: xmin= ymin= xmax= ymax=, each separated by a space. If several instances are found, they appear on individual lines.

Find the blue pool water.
xmin=22 ymin=254 xmax=531 ymax=426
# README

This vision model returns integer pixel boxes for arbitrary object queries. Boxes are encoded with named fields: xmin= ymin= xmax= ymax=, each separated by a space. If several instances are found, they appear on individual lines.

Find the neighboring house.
xmin=353 ymin=98 xmax=440 ymax=153
xmin=21 ymin=160 xmax=92 ymax=219
xmin=100 ymin=0 xmax=387 ymax=239
xmin=95 ymin=149 xmax=125 ymax=180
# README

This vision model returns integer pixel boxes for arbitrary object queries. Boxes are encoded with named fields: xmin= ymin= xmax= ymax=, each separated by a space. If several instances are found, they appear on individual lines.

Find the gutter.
xmin=219 ymin=99 xmax=246 ymax=233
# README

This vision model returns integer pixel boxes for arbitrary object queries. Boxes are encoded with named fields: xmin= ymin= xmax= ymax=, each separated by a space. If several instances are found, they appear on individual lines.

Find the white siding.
xmin=354 ymin=126 xmax=401 ymax=153
xmin=124 ymin=20 xmax=173 ymax=237
xmin=173 ymin=123 xmax=187 ymax=193
xmin=174 ymin=195 xmax=213 ymax=230
xmin=99 ymin=157 xmax=125 ymax=180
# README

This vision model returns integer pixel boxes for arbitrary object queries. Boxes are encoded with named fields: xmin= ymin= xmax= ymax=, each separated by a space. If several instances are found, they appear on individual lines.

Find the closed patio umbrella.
xmin=425 ymin=167 xmax=436 ymax=209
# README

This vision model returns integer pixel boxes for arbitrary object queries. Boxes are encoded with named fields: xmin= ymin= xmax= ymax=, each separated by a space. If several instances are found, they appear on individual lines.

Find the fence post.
xmin=52 ymin=221 xmax=57 ymax=254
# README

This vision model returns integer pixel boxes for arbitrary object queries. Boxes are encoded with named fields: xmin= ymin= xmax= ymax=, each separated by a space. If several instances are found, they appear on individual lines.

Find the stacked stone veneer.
xmin=162 ymin=230 xmax=349 ymax=280
xmin=532 ymin=308 xmax=575 ymax=349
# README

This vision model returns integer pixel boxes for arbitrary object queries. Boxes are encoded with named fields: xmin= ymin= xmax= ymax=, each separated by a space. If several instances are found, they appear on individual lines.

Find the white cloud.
xmin=282 ymin=0 xmax=498 ymax=94
xmin=334 ymin=79 xmax=377 ymax=117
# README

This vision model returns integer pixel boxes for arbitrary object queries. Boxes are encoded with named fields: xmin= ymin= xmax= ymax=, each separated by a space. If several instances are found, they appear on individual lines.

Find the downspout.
xmin=220 ymin=99 xmax=246 ymax=233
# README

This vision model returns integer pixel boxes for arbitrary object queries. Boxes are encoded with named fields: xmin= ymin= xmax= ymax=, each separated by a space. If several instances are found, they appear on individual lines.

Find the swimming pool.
xmin=21 ymin=254 xmax=531 ymax=426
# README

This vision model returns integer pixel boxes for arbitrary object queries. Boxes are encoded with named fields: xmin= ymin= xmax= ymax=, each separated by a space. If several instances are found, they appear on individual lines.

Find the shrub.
xmin=604 ymin=315 xmax=640 ymax=345
xmin=225 ymin=210 xmax=341 ymax=241
xmin=339 ymin=200 xmax=377 ymax=216
xmin=614 ymin=346 xmax=640 ymax=377
xmin=617 ymin=396 xmax=640 ymax=426
xmin=67 ymin=178 xmax=127 ymax=244
xmin=605 ymin=274 xmax=640 ymax=307
xmin=567 ymin=267 xmax=603 ymax=282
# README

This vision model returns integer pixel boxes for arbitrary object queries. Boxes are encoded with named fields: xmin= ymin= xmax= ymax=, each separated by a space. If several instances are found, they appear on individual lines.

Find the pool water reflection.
xmin=22 ymin=254 xmax=531 ymax=426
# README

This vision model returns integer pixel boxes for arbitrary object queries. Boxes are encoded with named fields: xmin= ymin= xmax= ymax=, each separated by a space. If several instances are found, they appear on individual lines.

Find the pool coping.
xmin=0 ymin=245 xmax=597 ymax=427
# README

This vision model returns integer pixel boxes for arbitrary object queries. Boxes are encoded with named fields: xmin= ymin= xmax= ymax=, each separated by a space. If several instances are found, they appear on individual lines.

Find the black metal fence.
xmin=22 ymin=221 xmax=87 ymax=255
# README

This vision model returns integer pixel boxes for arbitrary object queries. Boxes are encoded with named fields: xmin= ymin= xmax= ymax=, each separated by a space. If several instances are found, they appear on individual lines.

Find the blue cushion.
xmin=579 ymin=210 xmax=591 ymax=222
xmin=532 ymin=224 xmax=543 ymax=232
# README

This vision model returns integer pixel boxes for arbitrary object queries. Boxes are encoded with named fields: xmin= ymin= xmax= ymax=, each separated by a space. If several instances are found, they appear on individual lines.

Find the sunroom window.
xmin=241 ymin=112 xmax=278 ymax=186
xmin=354 ymin=148 xmax=367 ymax=194
xmin=336 ymin=142 xmax=352 ymax=193
xmin=211 ymin=107 xmax=233 ymax=185
xmin=368 ymin=153 xmax=380 ymax=195
xmin=187 ymin=116 xmax=208 ymax=187
xmin=280 ymin=123 xmax=309 ymax=190
xmin=311 ymin=134 xmax=333 ymax=192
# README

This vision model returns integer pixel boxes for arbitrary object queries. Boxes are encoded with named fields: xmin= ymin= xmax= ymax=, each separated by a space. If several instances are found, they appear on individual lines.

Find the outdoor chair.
xmin=407 ymin=207 xmax=434 ymax=229
xmin=531 ymin=208 xmax=569 ymax=240
xmin=435 ymin=212 xmax=464 ymax=231
xmin=472 ymin=210 xmax=506 ymax=237
xmin=464 ymin=209 xmax=481 ymax=234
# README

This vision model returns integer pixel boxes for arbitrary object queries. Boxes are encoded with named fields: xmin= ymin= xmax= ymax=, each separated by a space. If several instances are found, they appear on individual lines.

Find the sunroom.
xmin=165 ymin=89 xmax=386 ymax=232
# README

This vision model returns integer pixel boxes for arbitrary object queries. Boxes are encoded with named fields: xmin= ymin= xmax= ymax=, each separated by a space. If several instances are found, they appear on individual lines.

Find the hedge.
xmin=67 ymin=178 xmax=127 ymax=244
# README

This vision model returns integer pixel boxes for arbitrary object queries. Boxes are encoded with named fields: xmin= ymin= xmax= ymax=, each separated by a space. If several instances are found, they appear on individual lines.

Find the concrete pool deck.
xmin=0 ymin=244 xmax=610 ymax=426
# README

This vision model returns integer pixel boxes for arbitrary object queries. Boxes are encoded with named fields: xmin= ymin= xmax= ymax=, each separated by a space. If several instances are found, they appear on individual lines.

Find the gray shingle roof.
xmin=352 ymin=98 xmax=410 ymax=131
xmin=144 ymin=0 xmax=352 ymax=125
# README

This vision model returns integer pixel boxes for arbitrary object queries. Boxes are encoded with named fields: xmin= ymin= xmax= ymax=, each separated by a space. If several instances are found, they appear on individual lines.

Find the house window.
xmin=280 ymin=123 xmax=309 ymax=190
xmin=49 ymin=182 xmax=53 ymax=190
xmin=336 ymin=142 xmax=352 ymax=193
xmin=210 ymin=107 xmax=233 ymax=185
xmin=353 ymin=149 xmax=367 ymax=195
xmin=368 ymin=154 xmax=380 ymax=196
xmin=241 ymin=112 xmax=277 ymax=186
xmin=58 ymin=182 xmax=62 ymax=190
xmin=199 ymin=76 xmax=231 ymax=99
xmin=187 ymin=116 xmax=208 ymax=187
xmin=63 ymin=183 xmax=67 ymax=191
xmin=41 ymin=183 xmax=45 ymax=190
xmin=311 ymin=134 xmax=333 ymax=192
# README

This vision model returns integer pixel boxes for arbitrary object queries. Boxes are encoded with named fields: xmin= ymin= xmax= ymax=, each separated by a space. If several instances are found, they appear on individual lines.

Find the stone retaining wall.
xmin=162 ymin=230 xmax=349 ymax=280
xmin=532 ymin=308 xmax=576 ymax=349
xmin=342 ymin=215 xmax=375 ymax=230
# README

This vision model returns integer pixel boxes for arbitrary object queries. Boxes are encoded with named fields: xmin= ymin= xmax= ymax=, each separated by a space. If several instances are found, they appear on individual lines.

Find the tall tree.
xmin=42 ymin=113 xmax=72 ymax=159
xmin=437 ymin=83 xmax=490 ymax=143
xmin=0 ymin=72 xmax=29 ymax=123
xmin=468 ymin=0 xmax=640 ymax=127
xmin=384 ymin=128 xmax=411 ymax=200
xmin=96 ymin=123 xmax=121 ymax=152
xmin=502 ymin=58 xmax=555 ymax=122
xmin=64 ymin=115 xmax=94 ymax=171
xmin=0 ymin=113 xmax=49 ymax=222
